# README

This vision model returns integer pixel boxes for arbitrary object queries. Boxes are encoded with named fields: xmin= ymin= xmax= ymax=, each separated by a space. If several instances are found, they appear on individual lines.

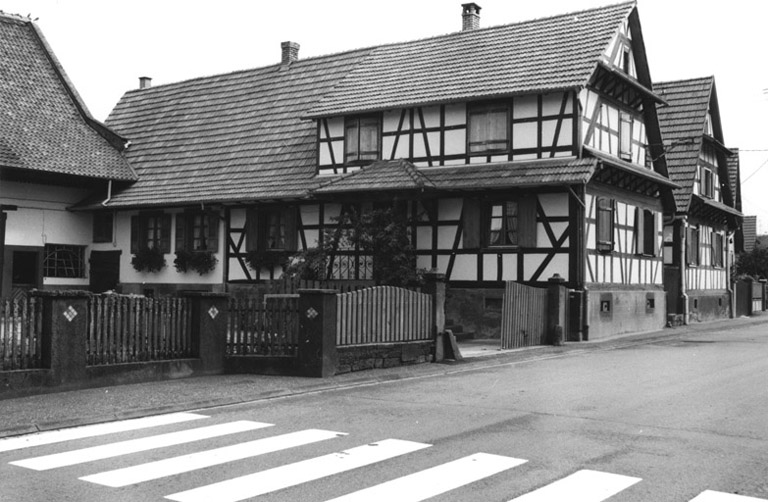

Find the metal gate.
xmin=500 ymin=281 xmax=548 ymax=349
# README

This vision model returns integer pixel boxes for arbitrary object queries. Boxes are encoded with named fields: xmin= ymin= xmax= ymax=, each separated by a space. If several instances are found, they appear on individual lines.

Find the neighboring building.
xmin=97 ymin=2 xmax=678 ymax=340
xmin=0 ymin=14 xmax=135 ymax=298
xmin=655 ymin=77 xmax=742 ymax=323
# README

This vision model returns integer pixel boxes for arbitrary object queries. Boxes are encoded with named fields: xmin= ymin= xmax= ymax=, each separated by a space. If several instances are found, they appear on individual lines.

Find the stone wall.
xmin=337 ymin=341 xmax=433 ymax=374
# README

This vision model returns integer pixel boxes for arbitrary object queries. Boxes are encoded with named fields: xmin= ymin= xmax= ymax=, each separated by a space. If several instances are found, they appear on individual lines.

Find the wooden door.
xmin=500 ymin=281 xmax=549 ymax=348
xmin=89 ymin=251 xmax=121 ymax=293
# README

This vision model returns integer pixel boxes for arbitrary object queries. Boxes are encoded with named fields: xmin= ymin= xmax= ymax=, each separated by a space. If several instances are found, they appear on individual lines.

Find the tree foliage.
xmin=285 ymin=205 xmax=425 ymax=287
xmin=736 ymin=240 xmax=768 ymax=279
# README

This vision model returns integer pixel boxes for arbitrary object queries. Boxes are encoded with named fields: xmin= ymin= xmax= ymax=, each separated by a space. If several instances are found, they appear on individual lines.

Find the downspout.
xmin=102 ymin=179 xmax=113 ymax=207
xmin=727 ymin=229 xmax=735 ymax=318
xmin=678 ymin=216 xmax=689 ymax=325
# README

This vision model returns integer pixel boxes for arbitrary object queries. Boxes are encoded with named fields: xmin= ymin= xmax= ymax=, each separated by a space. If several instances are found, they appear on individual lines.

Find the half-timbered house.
xmin=655 ymin=77 xmax=742 ymax=323
xmin=0 ymin=14 xmax=135 ymax=298
xmin=98 ymin=2 xmax=678 ymax=340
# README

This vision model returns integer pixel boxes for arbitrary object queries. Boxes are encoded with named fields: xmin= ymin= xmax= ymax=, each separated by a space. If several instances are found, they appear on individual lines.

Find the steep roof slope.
xmin=105 ymin=49 xmax=373 ymax=207
xmin=0 ymin=14 xmax=134 ymax=181
xmin=104 ymin=2 xmax=639 ymax=207
xmin=655 ymin=76 xmax=714 ymax=212
xmin=307 ymin=1 xmax=636 ymax=117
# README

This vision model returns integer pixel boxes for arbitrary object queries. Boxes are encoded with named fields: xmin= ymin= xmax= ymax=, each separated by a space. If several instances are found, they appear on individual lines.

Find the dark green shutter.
xmin=518 ymin=195 xmax=537 ymax=248
xmin=245 ymin=207 xmax=260 ymax=252
xmin=159 ymin=214 xmax=172 ymax=253
xmin=284 ymin=207 xmax=298 ymax=251
xmin=130 ymin=215 xmax=139 ymax=253
xmin=462 ymin=198 xmax=481 ymax=249
xmin=175 ymin=213 xmax=187 ymax=252
xmin=207 ymin=213 xmax=219 ymax=252
xmin=635 ymin=208 xmax=644 ymax=254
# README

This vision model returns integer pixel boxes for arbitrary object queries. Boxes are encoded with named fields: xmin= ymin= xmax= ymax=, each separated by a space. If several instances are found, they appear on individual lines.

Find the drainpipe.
xmin=679 ymin=217 xmax=689 ymax=325
xmin=102 ymin=179 xmax=113 ymax=207
xmin=727 ymin=230 xmax=735 ymax=318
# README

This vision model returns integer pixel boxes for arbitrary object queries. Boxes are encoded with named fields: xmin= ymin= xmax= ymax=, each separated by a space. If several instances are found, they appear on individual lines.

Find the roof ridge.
xmin=117 ymin=1 xmax=635 ymax=97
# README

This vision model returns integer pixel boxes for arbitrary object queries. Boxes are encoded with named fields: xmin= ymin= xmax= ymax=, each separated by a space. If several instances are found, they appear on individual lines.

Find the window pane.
xmin=345 ymin=122 xmax=359 ymax=162
xmin=267 ymin=212 xmax=286 ymax=249
xmin=43 ymin=245 xmax=85 ymax=278
xmin=489 ymin=204 xmax=503 ymax=245
xmin=505 ymin=202 xmax=518 ymax=245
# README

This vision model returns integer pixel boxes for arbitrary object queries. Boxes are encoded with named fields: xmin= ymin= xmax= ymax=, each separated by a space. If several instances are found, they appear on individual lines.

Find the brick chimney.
xmin=461 ymin=3 xmax=481 ymax=31
xmin=281 ymin=41 xmax=300 ymax=65
xmin=139 ymin=76 xmax=152 ymax=89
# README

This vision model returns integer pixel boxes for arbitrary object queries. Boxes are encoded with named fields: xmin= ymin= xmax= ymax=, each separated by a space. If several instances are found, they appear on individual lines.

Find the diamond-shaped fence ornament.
xmin=208 ymin=306 xmax=220 ymax=319
xmin=63 ymin=306 xmax=78 ymax=322
xmin=305 ymin=307 xmax=319 ymax=320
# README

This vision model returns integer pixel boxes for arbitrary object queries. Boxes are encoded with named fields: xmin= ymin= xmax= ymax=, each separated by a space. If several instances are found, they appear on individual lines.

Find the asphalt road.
xmin=2 ymin=321 xmax=767 ymax=501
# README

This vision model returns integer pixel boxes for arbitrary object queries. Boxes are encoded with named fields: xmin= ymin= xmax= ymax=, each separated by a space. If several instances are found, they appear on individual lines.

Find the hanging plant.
xmin=131 ymin=246 xmax=166 ymax=273
xmin=245 ymin=249 xmax=291 ymax=271
xmin=174 ymin=250 xmax=218 ymax=275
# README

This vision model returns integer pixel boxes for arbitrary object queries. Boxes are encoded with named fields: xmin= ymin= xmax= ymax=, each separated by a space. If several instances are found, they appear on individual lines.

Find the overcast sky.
xmin=4 ymin=0 xmax=768 ymax=232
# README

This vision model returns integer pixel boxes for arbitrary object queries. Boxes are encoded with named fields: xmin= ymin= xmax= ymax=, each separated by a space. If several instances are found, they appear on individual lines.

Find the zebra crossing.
xmin=1 ymin=411 xmax=765 ymax=502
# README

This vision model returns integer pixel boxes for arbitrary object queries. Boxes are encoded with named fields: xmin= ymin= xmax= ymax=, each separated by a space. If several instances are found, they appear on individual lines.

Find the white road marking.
xmin=164 ymin=438 xmax=431 ymax=502
xmin=689 ymin=491 xmax=768 ymax=501
xmin=324 ymin=452 xmax=527 ymax=502
xmin=508 ymin=469 xmax=642 ymax=502
xmin=0 ymin=412 xmax=208 ymax=453
xmin=81 ymin=428 xmax=347 ymax=487
xmin=10 ymin=420 xmax=272 ymax=471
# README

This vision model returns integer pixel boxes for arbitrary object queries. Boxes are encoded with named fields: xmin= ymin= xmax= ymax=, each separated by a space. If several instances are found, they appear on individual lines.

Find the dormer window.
xmin=468 ymin=103 xmax=509 ymax=154
xmin=701 ymin=167 xmax=714 ymax=198
xmin=345 ymin=115 xmax=379 ymax=165
xmin=619 ymin=112 xmax=632 ymax=161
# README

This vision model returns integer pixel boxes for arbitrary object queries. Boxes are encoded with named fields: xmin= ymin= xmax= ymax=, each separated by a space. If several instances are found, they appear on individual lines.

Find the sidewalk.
xmin=2 ymin=314 xmax=766 ymax=439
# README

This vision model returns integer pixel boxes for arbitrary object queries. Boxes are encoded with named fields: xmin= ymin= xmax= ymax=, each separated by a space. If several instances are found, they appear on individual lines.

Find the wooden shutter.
xmin=245 ymin=207 xmax=260 ymax=252
xmin=634 ymin=208 xmax=644 ymax=254
xmin=159 ymin=214 xmax=172 ymax=253
xmin=462 ymin=198 xmax=481 ymax=249
xmin=518 ymin=195 xmax=537 ymax=248
xmin=175 ymin=213 xmax=187 ymax=252
xmin=130 ymin=215 xmax=139 ymax=253
xmin=283 ymin=207 xmax=298 ymax=251
xmin=206 ymin=213 xmax=219 ymax=252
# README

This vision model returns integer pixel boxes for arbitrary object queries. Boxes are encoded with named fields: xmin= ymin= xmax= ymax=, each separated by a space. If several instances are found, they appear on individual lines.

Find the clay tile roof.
xmin=654 ymin=76 xmax=715 ymax=212
xmin=104 ymin=48 xmax=374 ymax=207
xmin=306 ymin=1 xmax=636 ymax=118
xmin=0 ymin=14 xmax=134 ymax=180
xmin=314 ymin=159 xmax=436 ymax=194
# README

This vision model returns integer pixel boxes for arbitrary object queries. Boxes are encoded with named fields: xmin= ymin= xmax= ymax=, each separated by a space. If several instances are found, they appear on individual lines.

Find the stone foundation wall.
xmin=688 ymin=290 xmax=730 ymax=322
xmin=336 ymin=341 xmax=434 ymax=374
xmin=586 ymin=287 xmax=666 ymax=340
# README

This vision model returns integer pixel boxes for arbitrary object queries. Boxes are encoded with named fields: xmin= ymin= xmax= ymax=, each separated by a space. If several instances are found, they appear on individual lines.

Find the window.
xmin=619 ymin=112 xmax=632 ymax=161
xmin=468 ymin=104 xmax=508 ymax=154
xmin=488 ymin=201 xmax=519 ymax=246
xmin=622 ymin=47 xmax=631 ymax=74
xmin=245 ymin=206 xmax=298 ymax=253
xmin=712 ymin=232 xmax=724 ymax=268
xmin=596 ymin=197 xmax=614 ymax=252
xmin=175 ymin=211 xmax=219 ymax=252
xmin=701 ymin=167 xmax=714 ymax=198
xmin=130 ymin=213 xmax=171 ymax=253
xmin=43 ymin=244 xmax=86 ymax=278
xmin=344 ymin=115 xmax=379 ymax=164
xmin=687 ymin=226 xmax=700 ymax=265
xmin=93 ymin=212 xmax=113 ymax=243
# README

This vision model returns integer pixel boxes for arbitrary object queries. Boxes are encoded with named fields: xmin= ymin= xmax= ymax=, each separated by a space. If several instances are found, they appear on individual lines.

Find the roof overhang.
xmin=591 ymin=61 xmax=668 ymax=107
xmin=585 ymin=146 xmax=679 ymax=189
xmin=690 ymin=194 xmax=743 ymax=226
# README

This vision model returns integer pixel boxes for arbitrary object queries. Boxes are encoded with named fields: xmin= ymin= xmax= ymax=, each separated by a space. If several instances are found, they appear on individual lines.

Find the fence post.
xmin=547 ymin=274 xmax=567 ymax=346
xmin=423 ymin=272 xmax=446 ymax=361
xmin=297 ymin=289 xmax=338 ymax=377
xmin=34 ymin=291 xmax=89 ymax=386
xmin=183 ymin=292 xmax=229 ymax=374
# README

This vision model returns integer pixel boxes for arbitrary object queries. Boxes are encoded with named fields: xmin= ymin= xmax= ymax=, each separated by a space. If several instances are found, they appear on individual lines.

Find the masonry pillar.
xmin=297 ymin=289 xmax=338 ymax=377
xmin=547 ymin=274 xmax=567 ymax=346
xmin=184 ymin=292 xmax=229 ymax=374
xmin=422 ymin=272 xmax=447 ymax=361
xmin=35 ymin=291 xmax=89 ymax=386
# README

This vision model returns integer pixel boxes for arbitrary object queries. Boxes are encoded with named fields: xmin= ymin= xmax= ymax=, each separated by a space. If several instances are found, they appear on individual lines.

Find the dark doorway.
xmin=11 ymin=250 xmax=41 ymax=298
xmin=89 ymin=250 xmax=121 ymax=293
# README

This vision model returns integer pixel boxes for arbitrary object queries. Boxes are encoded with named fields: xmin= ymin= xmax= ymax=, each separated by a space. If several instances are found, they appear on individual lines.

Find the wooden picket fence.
xmin=0 ymin=297 xmax=43 ymax=370
xmin=500 ymin=281 xmax=549 ymax=349
xmin=336 ymin=286 xmax=433 ymax=346
xmin=227 ymin=294 xmax=300 ymax=356
xmin=87 ymin=296 xmax=192 ymax=365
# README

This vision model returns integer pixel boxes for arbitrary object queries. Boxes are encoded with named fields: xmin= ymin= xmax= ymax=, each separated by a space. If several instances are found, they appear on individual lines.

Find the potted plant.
xmin=131 ymin=246 xmax=166 ymax=273
xmin=174 ymin=249 xmax=218 ymax=275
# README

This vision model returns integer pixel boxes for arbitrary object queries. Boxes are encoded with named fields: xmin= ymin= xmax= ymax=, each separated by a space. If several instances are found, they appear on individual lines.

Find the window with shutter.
xmin=687 ymin=226 xmax=700 ymax=265
xmin=596 ymin=198 xmax=614 ymax=252
xmin=483 ymin=196 xmax=536 ymax=248
xmin=468 ymin=104 xmax=509 ymax=154
xmin=345 ymin=115 xmax=380 ymax=165
xmin=130 ymin=212 xmax=171 ymax=253
xmin=619 ymin=113 xmax=632 ymax=161
xmin=176 ymin=211 xmax=219 ymax=252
